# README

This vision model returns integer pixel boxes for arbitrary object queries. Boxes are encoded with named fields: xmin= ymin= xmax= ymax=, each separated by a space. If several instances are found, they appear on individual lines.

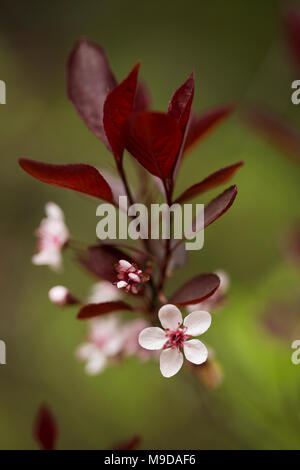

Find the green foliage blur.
xmin=1 ymin=0 xmax=300 ymax=449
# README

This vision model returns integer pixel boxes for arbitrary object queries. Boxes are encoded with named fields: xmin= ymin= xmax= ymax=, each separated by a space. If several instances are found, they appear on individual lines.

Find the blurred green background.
xmin=1 ymin=0 xmax=300 ymax=449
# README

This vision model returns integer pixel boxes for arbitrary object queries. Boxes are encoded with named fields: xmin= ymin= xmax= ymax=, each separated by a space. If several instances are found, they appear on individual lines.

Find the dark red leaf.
xmin=19 ymin=158 xmax=114 ymax=203
xmin=168 ymin=74 xmax=195 ymax=181
xmin=114 ymin=435 xmax=141 ymax=450
xmin=170 ymin=273 xmax=220 ymax=306
xmin=246 ymin=107 xmax=300 ymax=163
xmin=175 ymin=161 xmax=243 ymax=204
xmin=175 ymin=185 xmax=238 ymax=249
xmin=77 ymin=301 xmax=133 ymax=319
xmin=283 ymin=5 xmax=300 ymax=72
xmin=204 ymin=185 xmax=237 ymax=228
xmin=78 ymin=245 xmax=135 ymax=282
xmin=184 ymin=104 xmax=233 ymax=154
xmin=103 ymin=63 xmax=140 ymax=162
xmin=134 ymin=80 xmax=152 ymax=112
xmin=33 ymin=405 xmax=57 ymax=450
xmin=66 ymin=38 xmax=117 ymax=148
xmin=124 ymin=111 xmax=183 ymax=180
xmin=168 ymin=72 xmax=194 ymax=132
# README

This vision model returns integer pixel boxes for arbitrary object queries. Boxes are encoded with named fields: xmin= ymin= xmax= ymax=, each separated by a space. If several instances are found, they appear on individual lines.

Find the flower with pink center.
xmin=138 ymin=304 xmax=211 ymax=378
xmin=115 ymin=259 xmax=150 ymax=294
xmin=32 ymin=202 xmax=69 ymax=271
xmin=76 ymin=315 xmax=124 ymax=375
xmin=187 ymin=270 xmax=229 ymax=313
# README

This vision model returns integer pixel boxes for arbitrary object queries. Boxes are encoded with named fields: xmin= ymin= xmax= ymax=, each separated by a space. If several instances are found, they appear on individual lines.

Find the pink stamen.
xmin=38 ymin=228 xmax=61 ymax=251
xmin=164 ymin=325 xmax=192 ymax=351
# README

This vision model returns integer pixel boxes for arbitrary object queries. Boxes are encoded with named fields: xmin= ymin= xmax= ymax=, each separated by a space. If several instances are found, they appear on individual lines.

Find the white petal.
xmin=90 ymin=315 xmax=123 ymax=351
xmin=45 ymin=202 xmax=64 ymax=220
xmin=76 ymin=342 xmax=96 ymax=360
xmin=160 ymin=348 xmax=183 ymax=378
xmin=32 ymin=250 xmax=62 ymax=271
xmin=102 ymin=335 xmax=124 ymax=356
xmin=88 ymin=281 xmax=119 ymax=303
xmin=128 ymin=272 xmax=140 ymax=283
xmin=138 ymin=327 xmax=166 ymax=350
xmin=117 ymin=280 xmax=127 ymax=289
xmin=184 ymin=310 xmax=211 ymax=336
xmin=119 ymin=259 xmax=132 ymax=270
xmin=184 ymin=339 xmax=208 ymax=365
xmin=85 ymin=352 xmax=106 ymax=375
xmin=158 ymin=304 xmax=182 ymax=330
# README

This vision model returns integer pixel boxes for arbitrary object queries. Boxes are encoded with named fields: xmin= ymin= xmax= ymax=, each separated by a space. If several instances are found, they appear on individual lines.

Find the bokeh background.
xmin=1 ymin=0 xmax=300 ymax=449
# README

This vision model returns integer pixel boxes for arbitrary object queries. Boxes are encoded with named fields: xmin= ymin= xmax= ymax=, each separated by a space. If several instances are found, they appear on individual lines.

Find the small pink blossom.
xmin=138 ymin=304 xmax=211 ymax=378
xmin=76 ymin=315 xmax=124 ymax=375
xmin=121 ymin=318 xmax=157 ymax=361
xmin=32 ymin=202 xmax=69 ymax=271
xmin=115 ymin=259 xmax=150 ymax=294
xmin=48 ymin=285 xmax=78 ymax=306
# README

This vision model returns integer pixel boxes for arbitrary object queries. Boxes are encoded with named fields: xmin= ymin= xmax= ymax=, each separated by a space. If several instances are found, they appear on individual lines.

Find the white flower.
xmin=76 ymin=315 xmax=124 ymax=375
xmin=32 ymin=202 xmax=69 ymax=271
xmin=138 ymin=304 xmax=211 ymax=378
xmin=187 ymin=270 xmax=230 ymax=313
xmin=87 ymin=281 xmax=119 ymax=304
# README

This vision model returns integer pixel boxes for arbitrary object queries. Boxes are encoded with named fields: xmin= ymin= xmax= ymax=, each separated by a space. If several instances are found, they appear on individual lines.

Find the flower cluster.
xmin=32 ymin=202 xmax=69 ymax=271
xmin=77 ymin=315 xmax=154 ymax=375
xmin=20 ymin=38 xmax=242 ymax=381
xmin=115 ymin=259 xmax=150 ymax=294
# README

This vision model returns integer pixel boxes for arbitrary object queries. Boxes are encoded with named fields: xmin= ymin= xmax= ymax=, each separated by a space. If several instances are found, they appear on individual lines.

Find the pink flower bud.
xmin=48 ymin=285 xmax=78 ymax=307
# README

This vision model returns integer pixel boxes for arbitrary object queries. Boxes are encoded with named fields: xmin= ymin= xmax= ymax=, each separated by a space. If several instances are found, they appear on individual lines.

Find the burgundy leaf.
xmin=204 ymin=185 xmax=237 ymax=228
xmin=114 ymin=435 xmax=141 ymax=450
xmin=168 ymin=73 xmax=195 ymax=181
xmin=175 ymin=161 xmax=243 ymax=204
xmin=170 ymin=273 xmax=220 ymax=306
xmin=77 ymin=301 xmax=133 ymax=319
xmin=178 ymin=186 xmax=237 ymax=246
xmin=103 ymin=63 xmax=140 ymax=162
xmin=78 ymin=245 xmax=135 ymax=282
xmin=19 ymin=158 xmax=114 ymax=203
xmin=283 ymin=5 xmax=300 ymax=72
xmin=33 ymin=405 xmax=58 ymax=450
xmin=134 ymin=80 xmax=152 ymax=112
xmin=66 ymin=38 xmax=117 ymax=147
xmin=246 ymin=107 xmax=300 ymax=163
xmin=184 ymin=104 xmax=233 ymax=154
xmin=168 ymin=72 xmax=194 ymax=132
xmin=124 ymin=111 xmax=183 ymax=180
